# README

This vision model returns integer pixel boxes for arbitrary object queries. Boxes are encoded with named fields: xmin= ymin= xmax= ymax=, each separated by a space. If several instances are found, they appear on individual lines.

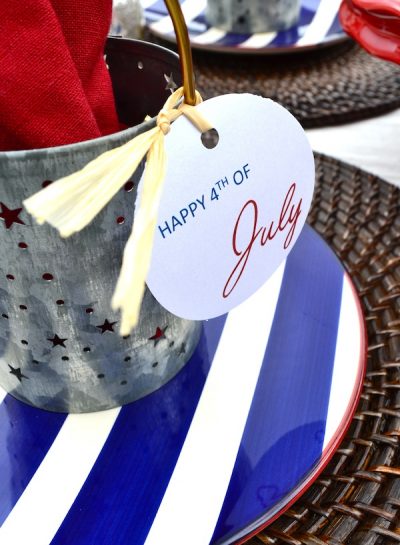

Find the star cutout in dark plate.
xmin=148 ymin=326 xmax=168 ymax=346
xmin=96 ymin=319 xmax=117 ymax=334
xmin=164 ymin=73 xmax=177 ymax=93
xmin=48 ymin=334 xmax=67 ymax=347
xmin=8 ymin=364 xmax=28 ymax=382
xmin=0 ymin=203 xmax=25 ymax=229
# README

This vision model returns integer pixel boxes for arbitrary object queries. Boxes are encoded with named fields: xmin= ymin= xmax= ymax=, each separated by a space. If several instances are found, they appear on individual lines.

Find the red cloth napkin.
xmin=0 ymin=0 xmax=121 ymax=151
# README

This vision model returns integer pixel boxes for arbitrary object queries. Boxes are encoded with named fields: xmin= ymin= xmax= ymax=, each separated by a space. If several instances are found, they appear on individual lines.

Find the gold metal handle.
xmin=164 ymin=0 xmax=196 ymax=106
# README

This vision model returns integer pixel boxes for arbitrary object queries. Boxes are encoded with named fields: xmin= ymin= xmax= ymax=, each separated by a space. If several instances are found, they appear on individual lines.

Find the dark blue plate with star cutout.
xmin=0 ymin=225 xmax=365 ymax=545
xmin=141 ymin=0 xmax=349 ymax=55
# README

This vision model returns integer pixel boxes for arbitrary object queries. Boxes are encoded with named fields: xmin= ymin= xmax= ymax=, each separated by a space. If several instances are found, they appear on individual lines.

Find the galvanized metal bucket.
xmin=0 ymin=37 xmax=201 ymax=413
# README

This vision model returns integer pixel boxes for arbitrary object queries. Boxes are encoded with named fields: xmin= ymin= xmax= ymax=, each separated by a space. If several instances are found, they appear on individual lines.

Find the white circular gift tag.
xmin=147 ymin=94 xmax=315 ymax=320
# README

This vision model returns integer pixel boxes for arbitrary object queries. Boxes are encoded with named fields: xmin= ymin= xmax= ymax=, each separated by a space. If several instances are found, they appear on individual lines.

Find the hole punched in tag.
xmin=201 ymin=128 xmax=219 ymax=149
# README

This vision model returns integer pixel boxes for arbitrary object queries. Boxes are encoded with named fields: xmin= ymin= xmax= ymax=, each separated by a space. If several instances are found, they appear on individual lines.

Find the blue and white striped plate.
xmin=0 ymin=225 xmax=365 ymax=545
xmin=143 ymin=0 xmax=349 ymax=54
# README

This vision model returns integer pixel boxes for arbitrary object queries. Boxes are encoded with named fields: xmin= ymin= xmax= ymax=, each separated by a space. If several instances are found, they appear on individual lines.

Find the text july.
xmin=223 ymin=182 xmax=302 ymax=298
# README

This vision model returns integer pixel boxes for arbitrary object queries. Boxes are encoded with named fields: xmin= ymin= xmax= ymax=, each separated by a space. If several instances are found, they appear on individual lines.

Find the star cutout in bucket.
xmin=96 ymin=319 xmax=117 ymax=334
xmin=164 ymin=73 xmax=177 ymax=93
xmin=8 ymin=364 xmax=28 ymax=382
xmin=148 ymin=326 xmax=168 ymax=346
xmin=48 ymin=334 xmax=67 ymax=348
xmin=0 ymin=203 xmax=25 ymax=229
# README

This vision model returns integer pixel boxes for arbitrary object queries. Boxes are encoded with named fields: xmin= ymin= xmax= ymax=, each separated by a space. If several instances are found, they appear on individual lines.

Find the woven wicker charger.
xmin=243 ymin=153 xmax=400 ymax=545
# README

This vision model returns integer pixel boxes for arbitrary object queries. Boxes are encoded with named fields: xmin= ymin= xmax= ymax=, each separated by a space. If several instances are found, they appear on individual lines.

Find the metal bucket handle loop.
xmin=164 ymin=0 xmax=196 ymax=106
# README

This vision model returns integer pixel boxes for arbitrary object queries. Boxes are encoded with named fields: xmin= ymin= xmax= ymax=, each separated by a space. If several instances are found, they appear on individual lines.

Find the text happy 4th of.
xmin=158 ymin=163 xmax=251 ymax=239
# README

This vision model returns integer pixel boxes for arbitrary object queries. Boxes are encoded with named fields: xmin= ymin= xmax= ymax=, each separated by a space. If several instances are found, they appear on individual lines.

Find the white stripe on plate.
xmin=296 ymin=0 xmax=342 ymax=46
xmin=191 ymin=27 xmax=226 ymax=45
xmin=149 ymin=0 xmax=207 ymax=34
xmin=323 ymin=275 xmax=362 ymax=450
xmin=238 ymin=32 xmax=277 ymax=49
xmin=0 ymin=387 xmax=7 ymax=405
xmin=0 ymin=408 xmax=120 ymax=545
xmin=144 ymin=262 xmax=286 ymax=545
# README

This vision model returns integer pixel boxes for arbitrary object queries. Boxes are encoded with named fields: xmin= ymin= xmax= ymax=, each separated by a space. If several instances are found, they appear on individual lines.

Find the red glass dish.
xmin=339 ymin=0 xmax=400 ymax=64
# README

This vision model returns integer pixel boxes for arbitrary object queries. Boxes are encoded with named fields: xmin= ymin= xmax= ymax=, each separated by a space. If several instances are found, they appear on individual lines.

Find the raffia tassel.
xmin=23 ymin=87 xmax=213 ymax=335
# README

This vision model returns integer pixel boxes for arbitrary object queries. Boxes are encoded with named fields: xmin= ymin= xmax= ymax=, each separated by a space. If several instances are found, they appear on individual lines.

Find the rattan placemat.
xmin=143 ymin=30 xmax=400 ymax=129
xmin=246 ymin=153 xmax=400 ymax=545
xmin=192 ymin=43 xmax=400 ymax=128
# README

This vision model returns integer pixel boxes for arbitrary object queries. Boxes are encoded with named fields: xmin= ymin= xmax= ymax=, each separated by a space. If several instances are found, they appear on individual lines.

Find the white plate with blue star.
xmin=142 ymin=0 xmax=349 ymax=55
xmin=0 ymin=226 xmax=366 ymax=545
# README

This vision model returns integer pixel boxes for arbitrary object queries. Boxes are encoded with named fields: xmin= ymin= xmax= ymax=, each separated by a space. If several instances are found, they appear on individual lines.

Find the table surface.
xmin=306 ymin=107 xmax=400 ymax=188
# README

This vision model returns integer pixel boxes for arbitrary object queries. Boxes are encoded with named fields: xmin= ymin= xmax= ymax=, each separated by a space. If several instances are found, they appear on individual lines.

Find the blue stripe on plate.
xmin=0 ymin=397 xmax=66 ymax=525
xmin=302 ymin=0 xmax=320 ymax=10
xmin=269 ymin=6 xmax=315 ymax=46
xmin=147 ymin=0 xmax=168 ymax=16
xmin=193 ymin=11 xmax=207 ymax=26
xmin=295 ymin=5 xmax=316 ymax=27
xmin=216 ymin=32 xmax=252 ymax=48
xmin=187 ymin=21 xmax=208 ymax=36
xmin=50 ymin=315 xmax=227 ymax=545
xmin=212 ymin=225 xmax=344 ymax=543
xmin=184 ymin=23 xmax=208 ymax=37
xmin=326 ymin=13 xmax=343 ymax=37
xmin=271 ymin=26 xmax=302 ymax=47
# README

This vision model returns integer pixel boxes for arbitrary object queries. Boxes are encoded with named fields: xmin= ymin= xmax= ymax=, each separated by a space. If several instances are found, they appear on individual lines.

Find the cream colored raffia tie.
xmin=23 ymin=87 xmax=213 ymax=335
